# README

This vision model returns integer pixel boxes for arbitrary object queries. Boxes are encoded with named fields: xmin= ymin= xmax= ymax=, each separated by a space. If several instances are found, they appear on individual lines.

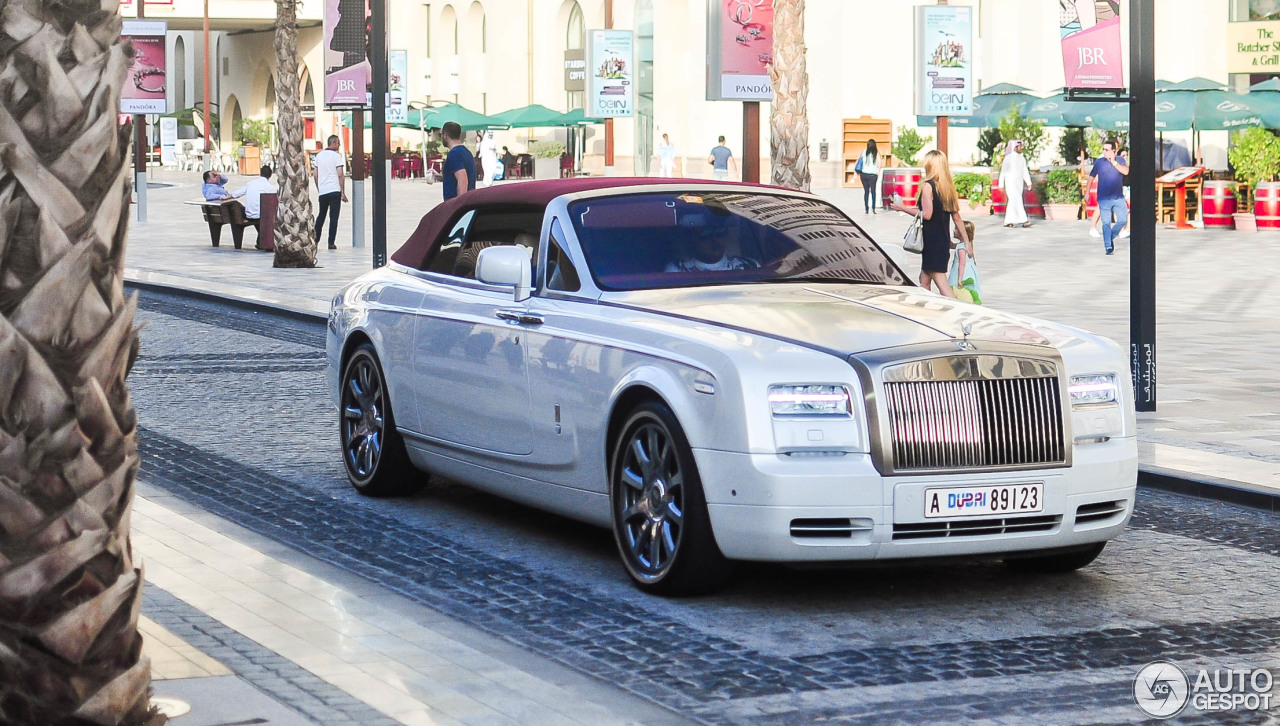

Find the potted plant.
xmin=1042 ymin=169 xmax=1083 ymax=220
xmin=529 ymin=140 xmax=566 ymax=179
xmin=953 ymin=172 xmax=992 ymax=217
xmin=1227 ymin=127 xmax=1280 ymax=231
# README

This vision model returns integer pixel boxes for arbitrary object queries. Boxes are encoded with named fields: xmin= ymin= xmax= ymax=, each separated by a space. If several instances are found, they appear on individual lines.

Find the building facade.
xmin=126 ymin=0 xmax=1261 ymax=182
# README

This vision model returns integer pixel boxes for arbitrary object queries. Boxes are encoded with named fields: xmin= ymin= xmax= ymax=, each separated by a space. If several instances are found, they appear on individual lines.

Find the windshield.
xmin=568 ymin=192 xmax=907 ymax=291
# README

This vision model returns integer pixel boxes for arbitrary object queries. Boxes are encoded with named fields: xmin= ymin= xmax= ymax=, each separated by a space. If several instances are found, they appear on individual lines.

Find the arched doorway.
xmin=634 ymin=0 xmax=654 ymax=176
xmin=440 ymin=5 xmax=459 ymax=101
xmin=223 ymin=94 xmax=241 ymax=152
xmin=300 ymin=68 xmax=316 ymax=142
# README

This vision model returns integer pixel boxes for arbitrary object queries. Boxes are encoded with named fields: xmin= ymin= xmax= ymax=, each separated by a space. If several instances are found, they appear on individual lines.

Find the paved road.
xmin=129 ymin=287 xmax=1280 ymax=725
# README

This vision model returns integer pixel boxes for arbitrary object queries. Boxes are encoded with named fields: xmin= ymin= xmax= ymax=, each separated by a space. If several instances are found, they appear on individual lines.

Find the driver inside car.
xmin=664 ymin=214 xmax=759 ymax=272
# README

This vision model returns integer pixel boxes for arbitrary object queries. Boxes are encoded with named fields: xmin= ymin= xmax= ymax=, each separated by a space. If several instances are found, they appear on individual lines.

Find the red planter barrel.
xmin=881 ymin=167 xmax=922 ymax=210
xmin=1201 ymin=181 xmax=1237 ymax=229
xmin=991 ymin=171 xmax=1045 ymax=218
xmin=1255 ymin=182 xmax=1280 ymax=229
xmin=1085 ymin=176 xmax=1098 ymax=220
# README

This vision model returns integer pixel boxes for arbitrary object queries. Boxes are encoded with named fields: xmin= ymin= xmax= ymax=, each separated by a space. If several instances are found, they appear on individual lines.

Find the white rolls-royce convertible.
xmin=327 ymin=179 xmax=1136 ymax=595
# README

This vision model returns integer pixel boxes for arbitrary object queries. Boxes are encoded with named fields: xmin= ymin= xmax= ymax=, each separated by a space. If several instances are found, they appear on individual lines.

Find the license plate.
xmin=924 ymin=483 xmax=1044 ymax=519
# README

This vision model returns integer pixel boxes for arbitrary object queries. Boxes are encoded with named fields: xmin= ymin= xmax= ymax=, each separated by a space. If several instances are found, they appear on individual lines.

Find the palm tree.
xmin=272 ymin=0 xmax=317 ymax=268
xmin=0 ymin=4 xmax=159 ymax=725
xmin=769 ymin=0 xmax=811 ymax=191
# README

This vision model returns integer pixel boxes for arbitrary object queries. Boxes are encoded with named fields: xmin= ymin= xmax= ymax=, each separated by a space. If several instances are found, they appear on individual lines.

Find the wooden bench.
xmin=185 ymin=199 xmax=253 ymax=249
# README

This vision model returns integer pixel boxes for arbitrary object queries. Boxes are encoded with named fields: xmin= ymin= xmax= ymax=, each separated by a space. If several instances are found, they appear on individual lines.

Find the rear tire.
xmin=340 ymin=343 xmax=421 ymax=497
xmin=1005 ymin=542 xmax=1106 ymax=574
xmin=609 ymin=401 xmax=731 ymax=596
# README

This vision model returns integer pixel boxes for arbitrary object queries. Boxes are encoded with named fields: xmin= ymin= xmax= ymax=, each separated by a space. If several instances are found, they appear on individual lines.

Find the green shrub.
xmin=528 ymin=140 xmax=566 ymax=159
xmin=234 ymin=117 xmax=273 ymax=147
xmin=1228 ymin=127 xmax=1280 ymax=191
xmin=996 ymin=108 xmax=1046 ymax=164
xmin=1044 ymin=168 xmax=1083 ymax=204
xmin=953 ymin=172 xmax=991 ymax=208
xmin=976 ymin=127 xmax=1002 ymax=166
xmin=1058 ymin=128 xmax=1086 ymax=165
xmin=892 ymin=127 xmax=931 ymax=166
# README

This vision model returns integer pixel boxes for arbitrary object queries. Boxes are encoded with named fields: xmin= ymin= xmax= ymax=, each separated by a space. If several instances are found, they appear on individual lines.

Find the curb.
xmin=1138 ymin=465 xmax=1280 ymax=513
xmin=126 ymin=276 xmax=1280 ymax=517
xmin=124 ymin=277 xmax=327 ymax=323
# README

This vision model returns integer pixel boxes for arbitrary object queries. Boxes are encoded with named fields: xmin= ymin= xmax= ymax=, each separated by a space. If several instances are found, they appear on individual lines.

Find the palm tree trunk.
xmin=273 ymin=0 xmax=317 ymax=268
xmin=769 ymin=0 xmax=811 ymax=191
xmin=0 ymin=3 xmax=159 ymax=724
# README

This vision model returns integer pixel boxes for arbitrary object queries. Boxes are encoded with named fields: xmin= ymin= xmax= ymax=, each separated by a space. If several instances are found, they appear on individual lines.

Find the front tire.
xmin=1005 ymin=542 xmax=1106 ymax=574
xmin=340 ymin=343 xmax=420 ymax=497
xmin=609 ymin=401 xmax=730 ymax=595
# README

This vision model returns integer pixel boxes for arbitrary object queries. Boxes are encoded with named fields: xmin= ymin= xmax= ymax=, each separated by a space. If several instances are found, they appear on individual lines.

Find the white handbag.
xmin=902 ymin=213 xmax=924 ymax=254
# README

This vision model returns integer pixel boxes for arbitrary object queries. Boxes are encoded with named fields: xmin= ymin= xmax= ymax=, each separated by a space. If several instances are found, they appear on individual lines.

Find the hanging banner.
xmin=159 ymin=117 xmax=178 ymax=165
xmin=914 ymin=6 xmax=973 ymax=116
xmin=705 ymin=0 xmax=774 ymax=101
xmin=585 ymin=29 xmax=633 ymax=118
xmin=388 ymin=49 xmax=408 ymax=123
xmin=120 ymin=20 xmax=167 ymax=114
xmin=1059 ymin=0 xmax=1125 ymax=89
xmin=324 ymin=0 xmax=372 ymax=108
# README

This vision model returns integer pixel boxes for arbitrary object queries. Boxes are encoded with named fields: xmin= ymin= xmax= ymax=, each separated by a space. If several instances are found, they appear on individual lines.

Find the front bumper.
xmin=695 ymin=437 xmax=1137 ymax=562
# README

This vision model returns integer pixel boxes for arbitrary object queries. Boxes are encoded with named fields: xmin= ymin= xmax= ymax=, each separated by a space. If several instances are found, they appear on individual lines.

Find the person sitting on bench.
xmin=239 ymin=165 xmax=275 ymax=250
xmin=202 ymin=170 xmax=245 ymax=203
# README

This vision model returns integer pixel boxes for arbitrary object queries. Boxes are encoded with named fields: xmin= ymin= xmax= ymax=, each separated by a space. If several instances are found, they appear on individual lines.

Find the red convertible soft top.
xmin=390 ymin=177 xmax=780 ymax=269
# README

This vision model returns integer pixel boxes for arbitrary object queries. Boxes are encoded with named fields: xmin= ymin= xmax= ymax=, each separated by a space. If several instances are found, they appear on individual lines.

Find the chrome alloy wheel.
xmin=342 ymin=355 xmax=385 ymax=480
xmin=616 ymin=422 xmax=685 ymax=580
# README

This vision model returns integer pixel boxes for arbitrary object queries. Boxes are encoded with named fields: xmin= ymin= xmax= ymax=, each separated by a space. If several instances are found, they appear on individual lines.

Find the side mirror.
xmin=476 ymin=246 xmax=532 ymax=301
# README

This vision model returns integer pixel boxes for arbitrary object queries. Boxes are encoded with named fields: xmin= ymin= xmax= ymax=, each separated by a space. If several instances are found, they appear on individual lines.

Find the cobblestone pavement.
xmin=129 ymin=287 xmax=1280 ymax=725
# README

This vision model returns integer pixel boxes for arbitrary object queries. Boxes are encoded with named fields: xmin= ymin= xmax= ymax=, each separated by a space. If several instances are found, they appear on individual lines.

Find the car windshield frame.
xmin=566 ymin=191 xmax=908 ymax=292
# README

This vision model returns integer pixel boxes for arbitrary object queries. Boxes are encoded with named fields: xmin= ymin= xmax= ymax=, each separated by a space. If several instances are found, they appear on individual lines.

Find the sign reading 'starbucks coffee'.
xmin=1228 ymin=21 xmax=1280 ymax=72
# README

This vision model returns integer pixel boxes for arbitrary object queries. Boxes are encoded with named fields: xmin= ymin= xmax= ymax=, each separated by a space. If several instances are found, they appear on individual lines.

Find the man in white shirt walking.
xmin=239 ymin=165 xmax=276 ymax=250
xmin=313 ymin=135 xmax=348 ymax=250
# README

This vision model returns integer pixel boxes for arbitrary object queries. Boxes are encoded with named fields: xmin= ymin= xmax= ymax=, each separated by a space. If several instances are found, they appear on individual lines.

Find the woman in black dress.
xmin=892 ymin=150 xmax=973 ymax=297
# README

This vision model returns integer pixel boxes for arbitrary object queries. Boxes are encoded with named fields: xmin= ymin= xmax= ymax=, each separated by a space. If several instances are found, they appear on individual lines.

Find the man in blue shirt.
xmin=202 ymin=170 xmax=244 ymax=202
xmin=441 ymin=121 xmax=476 ymax=201
xmin=1090 ymin=140 xmax=1129 ymax=255
xmin=707 ymin=136 xmax=735 ymax=180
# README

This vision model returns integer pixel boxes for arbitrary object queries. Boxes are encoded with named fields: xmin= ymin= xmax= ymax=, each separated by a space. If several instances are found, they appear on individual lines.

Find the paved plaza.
xmin=122 ymin=168 xmax=1280 ymax=725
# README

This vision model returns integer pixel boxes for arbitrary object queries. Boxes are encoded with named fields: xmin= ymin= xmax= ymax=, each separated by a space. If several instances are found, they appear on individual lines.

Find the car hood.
xmin=603 ymin=284 xmax=1076 ymax=355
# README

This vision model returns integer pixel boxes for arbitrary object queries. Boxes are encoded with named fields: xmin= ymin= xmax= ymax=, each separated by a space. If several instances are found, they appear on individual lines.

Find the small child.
xmin=949 ymin=221 xmax=981 ymax=304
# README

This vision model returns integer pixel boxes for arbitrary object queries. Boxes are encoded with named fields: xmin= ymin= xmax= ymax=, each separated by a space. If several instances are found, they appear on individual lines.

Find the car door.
xmin=409 ymin=207 xmax=538 ymax=457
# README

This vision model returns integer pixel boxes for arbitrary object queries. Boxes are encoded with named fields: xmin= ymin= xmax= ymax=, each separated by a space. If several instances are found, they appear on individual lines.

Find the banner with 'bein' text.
xmin=1059 ymin=0 xmax=1124 ymax=89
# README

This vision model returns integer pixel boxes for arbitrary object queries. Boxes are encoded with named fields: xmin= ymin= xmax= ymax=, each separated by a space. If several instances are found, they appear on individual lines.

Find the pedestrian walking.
xmin=892 ymin=149 xmax=971 ymax=298
xmin=478 ymin=130 xmax=499 ymax=188
xmin=441 ymin=121 xmax=476 ymax=201
xmin=708 ymin=136 xmax=736 ymax=180
xmin=657 ymin=133 xmax=678 ymax=177
xmin=999 ymin=139 xmax=1033 ymax=228
xmin=313 ymin=135 xmax=347 ymax=250
xmin=1091 ymin=138 xmax=1129 ymax=255
xmin=856 ymin=139 xmax=881 ymax=214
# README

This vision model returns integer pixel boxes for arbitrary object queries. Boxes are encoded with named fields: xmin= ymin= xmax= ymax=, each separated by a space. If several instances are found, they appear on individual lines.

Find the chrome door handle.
xmin=495 ymin=309 xmax=543 ymax=325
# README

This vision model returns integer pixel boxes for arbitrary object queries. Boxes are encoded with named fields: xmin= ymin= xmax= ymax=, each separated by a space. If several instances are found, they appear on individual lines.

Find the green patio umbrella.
xmin=1159 ymin=77 xmax=1227 ymax=92
xmin=1192 ymin=90 xmax=1280 ymax=130
xmin=422 ymin=102 xmax=507 ymax=131
xmin=978 ymin=82 xmax=1034 ymax=95
xmin=339 ymin=110 xmax=423 ymax=130
xmin=552 ymin=108 xmax=600 ymax=125
xmin=1251 ymin=78 xmax=1280 ymax=93
xmin=490 ymin=104 xmax=565 ymax=128
xmin=1025 ymin=92 xmax=1096 ymax=127
xmin=1088 ymin=91 xmax=1197 ymax=131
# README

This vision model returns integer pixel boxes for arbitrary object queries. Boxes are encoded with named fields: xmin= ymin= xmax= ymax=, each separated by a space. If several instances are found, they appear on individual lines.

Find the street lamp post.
xmin=1130 ymin=0 xmax=1156 ymax=411
xmin=371 ymin=0 xmax=388 ymax=267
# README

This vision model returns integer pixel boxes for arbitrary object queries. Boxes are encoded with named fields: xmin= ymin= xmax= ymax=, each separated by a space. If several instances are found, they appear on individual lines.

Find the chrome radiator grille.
xmin=884 ymin=377 xmax=1065 ymax=471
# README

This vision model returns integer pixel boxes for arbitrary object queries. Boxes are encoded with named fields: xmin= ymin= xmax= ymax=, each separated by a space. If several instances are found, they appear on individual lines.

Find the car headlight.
xmin=1068 ymin=374 xmax=1118 ymax=407
xmin=768 ymin=385 xmax=852 ymax=416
